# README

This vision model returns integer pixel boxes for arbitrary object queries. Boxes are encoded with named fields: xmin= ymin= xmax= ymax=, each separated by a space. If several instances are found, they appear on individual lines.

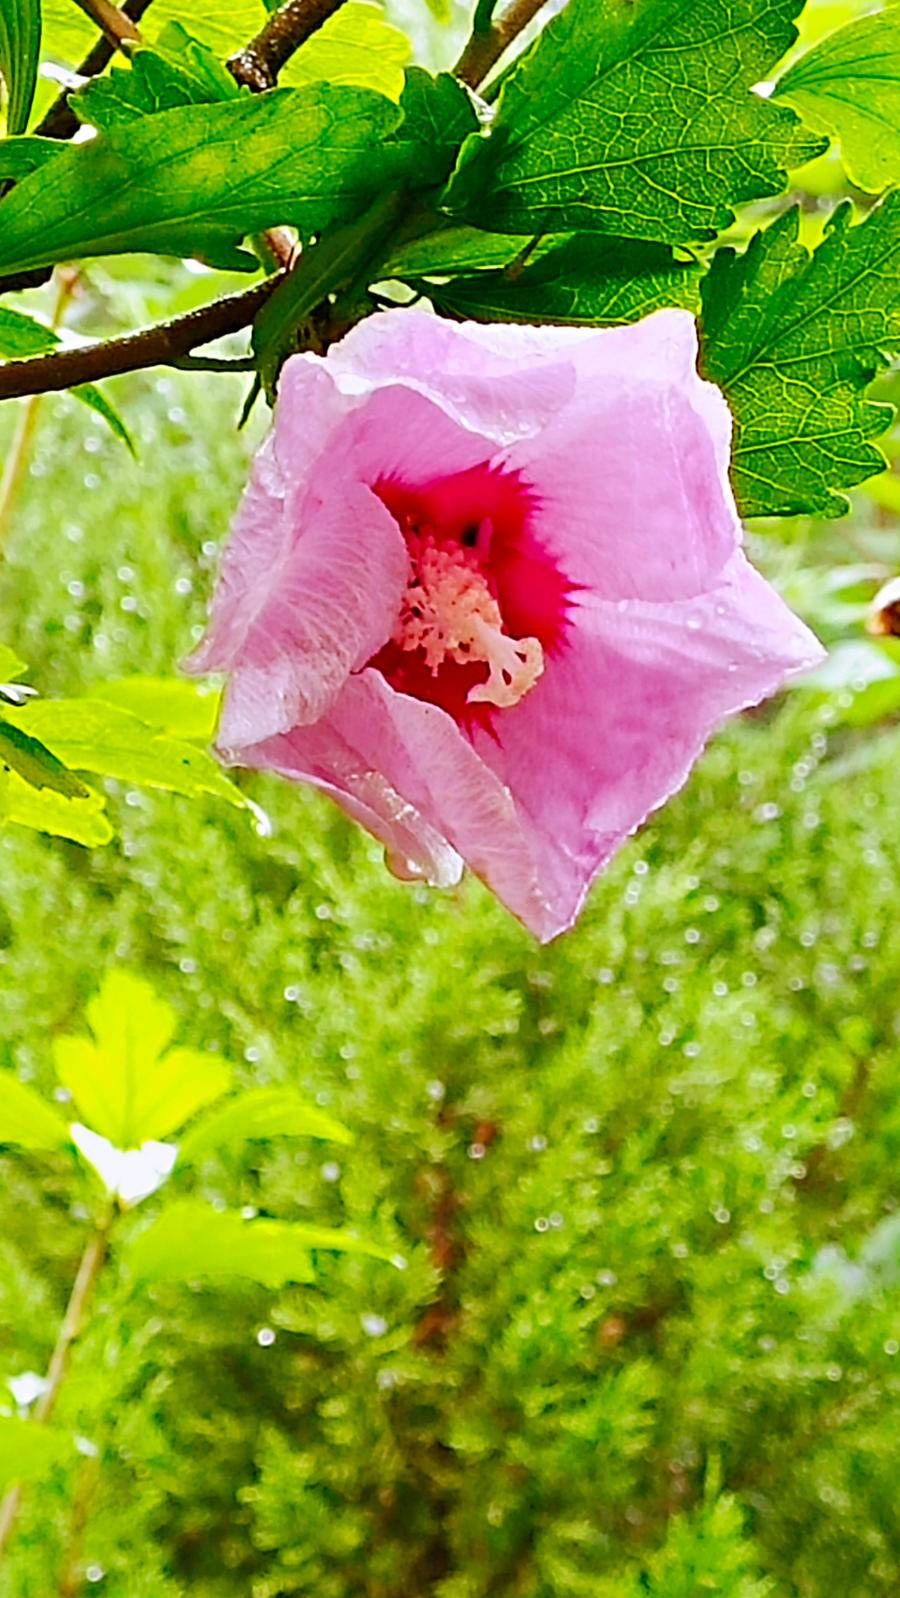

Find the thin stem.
xmin=0 ymin=276 xmax=281 ymax=401
xmin=35 ymin=0 xmax=156 ymax=141
xmin=454 ymin=0 xmax=550 ymax=88
xmin=227 ymin=0 xmax=350 ymax=92
xmin=67 ymin=0 xmax=141 ymax=50
xmin=0 ymin=1208 xmax=115 ymax=1565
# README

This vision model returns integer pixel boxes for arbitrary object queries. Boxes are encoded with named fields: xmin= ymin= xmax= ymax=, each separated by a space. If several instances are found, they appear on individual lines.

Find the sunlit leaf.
xmin=40 ymin=0 xmax=263 ymax=66
xmin=775 ymin=6 xmax=900 ymax=193
xmin=283 ymin=3 xmax=412 ymax=101
xmin=0 ymin=767 xmax=112 ymax=846
xmin=179 ymin=1087 xmax=353 ymax=1165
xmin=126 ymin=1201 xmax=317 ymax=1288
xmin=0 ymin=0 xmax=41 ymax=133
xmin=0 ymin=1072 xmax=70 ymax=1152
xmin=52 ymin=970 xmax=231 ymax=1147
xmin=0 ymin=1418 xmax=74 ymax=1492
xmin=0 ymin=718 xmax=88 ymax=799
xmin=89 ymin=677 xmax=222 ymax=741
xmin=0 ymin=643 xmax=27 ymax=682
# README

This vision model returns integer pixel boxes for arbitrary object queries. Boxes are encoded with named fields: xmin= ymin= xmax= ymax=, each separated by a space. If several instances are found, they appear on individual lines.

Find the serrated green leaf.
xmin=0 ymin=767 xmax=112 ymax=846
xmin=444 ymin=0 xmax=824 ymax=243
xmin=0 ymin=0 xmax=41 ymax=133
xmin=3 ymin=699 xmax=244 ymax=807
xmin=283 ymin=3 xmax=412 ymax=101
xmin=52 ymin=970 xmax=231 ymax=1147
xmin=73 ymin=24 xmax=241 ymax=130
xmin=0 ymin=88 xmax=405 ymax=278
xmin=0 ymin=1418 xmax=74 ymax=1492
xmin=0 ymin=306 xmax=57 ymax=358
xmin=179 ymin=1087 xmax=353 ymax=1166
xmin=699 ymin=194 xmax=900 ymax=519
xmin=89 ymin=676 xmax=222 ymax=741
xmin=422 ymin=235 xmax=703 ymax=326
xmin=0 ymin=716 xmax=89 ymax=798
xmin=775 ymin=6 xmax=900 ymax=194
xmin=0 ymin=1072 xmax=70 ymax=1152
xmin=126 ymin=1201 xmax=317 ymax=1288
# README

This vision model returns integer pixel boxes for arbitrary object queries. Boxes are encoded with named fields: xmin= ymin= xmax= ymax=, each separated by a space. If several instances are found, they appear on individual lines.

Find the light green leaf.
xmin=283 ymin=3 xmax=412 ymax=101
xmin=0 ymin=767 xmax=112 ymax=846
xmin=3 ymin=699 xmax=244 ymax=807
xmin=775 ymin=6 xmax=900 ymax=193
xmin=40 ymin=0 xmax=263 ymax=66
xmin=0 ymin=88 xmax=405 ymax=278
xmin=444 ymin=0 xmax=824 ymax=242
xmin=699 ymin=193 xmax=900 ymax=518
xmin=179 ymin=1087 xmax=353 ymax=1166
xmin=126 ymin=1201 xmax=317 ymax=1288
xmin=0 ymin=1418 xmax=74 ymax=1492
xmin=0 ymin=0 xmax=41 ymax=133
xmin=0 ymin=717 xmax=89 ymax=798
xmin=0 ymin=306 xmax=57 ymax=359
xmin=422 ymin=235 xmax=702 ymax=325
xmin=89 ymin=676 xmax=222 ymax=741
xmin=0 ymin=1072 xmax=70 ymax=1152
xmin=52 ymin=969 xmax=231 ymax=1147
xmin=0 ymin=643 xmax=27 ymax=681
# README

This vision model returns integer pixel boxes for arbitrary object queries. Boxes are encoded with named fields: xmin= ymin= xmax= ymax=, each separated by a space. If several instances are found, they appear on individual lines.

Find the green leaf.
xmin=0 ymin=717 xmax=89 ymax=798
xmin=72 ymin=384 xmax=135 ymax=455
xmin=89 ymin=676 xmax=222 ymax=741
xmin=0 ymin=305 xmax=57 ymax=359
xmin=178 ymin=1087 xmax=353 ymax=1166
xmin=40 ymin=0 xmax=263 ymax=65
xmin=396 ymin=68 xmax=479 ymax=185
xmin=0 ymin=0 xmax=41 ymax=133
xmin=0 ymin=136 xmax=62 ymax=184
xmin=0 ymin=88 xmax=405 ymax=278
xmin=3 ymin=699 xmax=245 ymax=807
xmin=0 ymin=1418 xmax=74 ymax=1492
xmin=283 ymin=3 xmax=412 ymax=101
xmin=380 ymin=224 xmax=559 ymax=279
xmin=0 ymin=643 xmax=27 ymax=681
xmin=774 ymin=6 xmax=900 ymax=194
xmin=421 ymin=235 xmax=703 ymax=326
xmin=126 ymin=1201 xmax=317 ymax=1288
xmin=699 ymin=194 xmax=900 ymax=519
xmin=0 ymin=1071 xmax=70 ymax=1152
xmin=52 ymin=969 xmax=231 ymax=1147
xmin=444 ymin=0 xmax=824 ymax=243
xmin=73 ymin=24 xmax=242 ymax=130
xmin=0 ymin=767 xmax=112 ymax=846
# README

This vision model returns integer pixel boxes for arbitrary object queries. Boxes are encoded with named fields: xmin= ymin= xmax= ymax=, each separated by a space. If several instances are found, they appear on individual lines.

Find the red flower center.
xmin=369 ymin=463 xmax=571 ymax=730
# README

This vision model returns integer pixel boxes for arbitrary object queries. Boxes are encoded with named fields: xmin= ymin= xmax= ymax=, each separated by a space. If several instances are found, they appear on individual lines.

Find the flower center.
xmin=394 ymin=528 xmax=544 ymax=709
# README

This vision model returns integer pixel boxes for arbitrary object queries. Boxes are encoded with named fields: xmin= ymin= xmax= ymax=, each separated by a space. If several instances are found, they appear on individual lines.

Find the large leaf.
xmin=179 ymin=1087 xmax=353 ymax=1166
xmin=444 ymin=0 xmax=824 ymax=242
xmin=0 ymin=0 xmax=41 ymax=133
xmin=52 ymin=969 xmax=231 ymax=1147
xmin=775 ymin=6 xmax=900 ymax=194
xmin=0 ymin=1418 xmax=74 ymax=1492
xmin=0 ymin=767 xmax=112 ymax=846
xmin=0 ymin=1072 xmax=70 ymax=1152
xmin=0 ymin=88 xmax=405 ymax=278
xmin=420 ymin=235 xmax=702 ymax=325
xmin=3 ymin=699 xmax=244 ymax=807
xmin=127 ymin=1201 xmax=394 ymax=1288
xmin=700 ymin=194 xmax=900 ymax=518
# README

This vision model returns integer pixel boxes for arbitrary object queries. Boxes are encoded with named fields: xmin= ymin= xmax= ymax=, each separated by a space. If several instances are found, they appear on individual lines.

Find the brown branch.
xmin=454 ymin=0 xmax=551 ymax=89
xmin=35 ymin=0 xmax=156 ymax=142
xmin=227 ymin=0 xmax=350 ymax=92
xmin=68 ymin=0 xmax=142 ymax=51
xmin=0 ymin=277 xmax=281 ymax=400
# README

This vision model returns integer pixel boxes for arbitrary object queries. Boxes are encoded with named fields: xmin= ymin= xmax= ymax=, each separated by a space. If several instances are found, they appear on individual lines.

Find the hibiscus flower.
xmin=189 ymin=309 xmax=823 ymax=940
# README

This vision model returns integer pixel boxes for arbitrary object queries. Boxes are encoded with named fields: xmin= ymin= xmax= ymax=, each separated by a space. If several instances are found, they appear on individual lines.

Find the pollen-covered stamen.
xmin=394 ymin=529 xmax=544 ymax=709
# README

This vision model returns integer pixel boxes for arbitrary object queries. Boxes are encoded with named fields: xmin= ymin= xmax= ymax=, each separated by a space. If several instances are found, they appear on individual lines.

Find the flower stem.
xmin=0 ymin=1207 xmax=115 ymax=1566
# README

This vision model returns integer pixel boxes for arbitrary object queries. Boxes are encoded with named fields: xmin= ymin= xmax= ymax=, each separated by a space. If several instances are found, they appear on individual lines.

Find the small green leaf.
xmin=179 ymin=1087 xmax=353 ymax=1166
xmin=0 ymin=643 xmax=28 ymax=682
xmin=89 ymin=677 xmax=222 ymax=741
xmin=422 ymin=235 xmax=703 ymax=326
xmin=0 ymin=1072 xmax=70 ymax=1152
xmin=0 ymin=306 xmax=58 ymax=359
xmin=126 ymin=1201 xmax=317 ymax=1288
xmin=0 ymin=768 xmax=112 ymax=846
xmin=0 ymin=1418 xmax=74 ymax=1492
xmin=444 ymin=0 xmax=824 ymax=242
xmin=396 ymin=68 xmax=479 ymax=186
xmin=73 ymin=23 xmax=241 ymax=130
xmin=0 ymin=89 xmax=405 ymax=278
xmin=775 ymin=6 xmax=900 ymax=194
xmin=699 ymin=194 xmax=900 ymax=518
xmin=72 ymin=385 xmax=135 ymax=455
xmin=52 ymin=969 xmax=231 ymax=1147
xmin=283 ymin=3 xmax=412 ymax=101
xmin=3 ymin=699 xmax=245 ymax=807
xmin=0 ymin=0 xmax=42 ymax=133
xmin=0 ymin=718 xmax=89 ymax=798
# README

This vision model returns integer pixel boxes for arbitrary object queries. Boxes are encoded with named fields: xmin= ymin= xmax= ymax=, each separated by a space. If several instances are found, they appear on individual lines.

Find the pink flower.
xmin=189 ymin=309 xmax=823 ymax=941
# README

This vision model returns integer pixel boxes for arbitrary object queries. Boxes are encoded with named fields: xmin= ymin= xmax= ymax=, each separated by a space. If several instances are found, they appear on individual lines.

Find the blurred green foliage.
xmin=0 ymin=354 xmax=897 ymax=1595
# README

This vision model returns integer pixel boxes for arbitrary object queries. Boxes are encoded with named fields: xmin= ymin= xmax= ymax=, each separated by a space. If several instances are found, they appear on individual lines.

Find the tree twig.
xmin=0 ymin=277 xmax=281 ymax=400
xmin=35 ymin=0 xmax=156 ymax=142
xmin=227 ymin=0 xmax=350 ymax=92
xmin=454 ymin=0 xmax=551 ymax=89
xmin=68 ymin=0 xmax=142 ymax=51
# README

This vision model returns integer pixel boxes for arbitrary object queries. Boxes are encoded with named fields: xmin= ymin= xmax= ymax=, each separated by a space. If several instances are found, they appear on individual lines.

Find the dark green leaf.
xmin=0 ymin=305 xmax=57 ymax=358
xmin=72 ymin=384 xmax=135 ymax=454
xmin=700 ymin=194 xmax=900 ymax=518
xmin=421 ymin=235 xmax=703 ymax=326
xmin=774 ymin=6 xmax=900 ymax=194
xmin=0 ymin=716 xmax=89 ymax=798
xmin=0 ymin=0 xmax=41 ymax=134
xmin=0 ymin=88 xmax=405 ymax=278
xmin=380 ymin=224 xmax=559 ymax=279
xmin=0 ymin=136 xmax=61 ymax=185
xmin=444 ymin=0 xmax=824 ymax=243
xmin=73 ymin=24 xmax=241 ymax=130
xmin=397 ymin=68 xmax=479 ymax=186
